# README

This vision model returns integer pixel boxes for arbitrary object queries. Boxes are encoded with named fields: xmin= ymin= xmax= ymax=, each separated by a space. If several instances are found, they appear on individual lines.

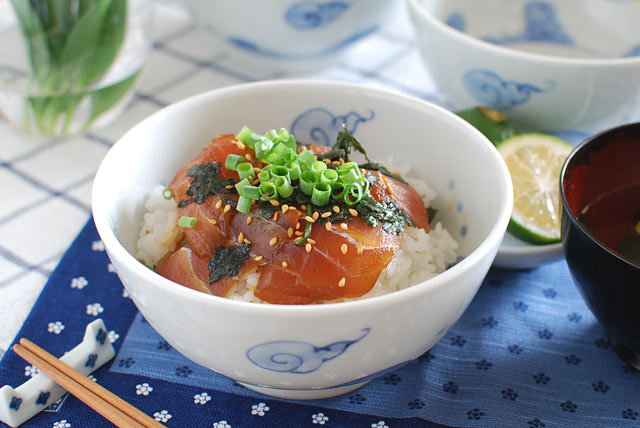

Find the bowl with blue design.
xmin=181 ymin=0 xmax=400 ymax=71
xmin=92 ymin=80 xmax=512 ymax=399
xmin=407 ymin=0 xmax=640 ymax=133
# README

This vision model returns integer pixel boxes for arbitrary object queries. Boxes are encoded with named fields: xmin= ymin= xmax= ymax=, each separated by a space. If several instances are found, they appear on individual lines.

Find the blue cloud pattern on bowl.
xmin=246 ymin=328 xmax=370 ymax=374
xmin=625 ymin=45 xmax=640 ymax=57
xmin=446 ymin=1 xmax=572 ymax=46
xmin=285 ymin=0 xmax=351 ymax=29
xmin=445 ymin=12 xmax=465 ymax=31
xmin=290 ymin=107 xmax=375 ymax=146
xmin=485 ymin=1 xmax=573 ymax=46
xmin=463 ymin=69 xmax=556 ymax=110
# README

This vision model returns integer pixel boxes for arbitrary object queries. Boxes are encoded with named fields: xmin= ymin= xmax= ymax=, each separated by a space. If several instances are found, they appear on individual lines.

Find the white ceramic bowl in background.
xmin=92 ymin=80 xmax=512 ymax=399
xmin=407 ymin=0 xmax=640 ymax=133
xmin=181 ymin=0 xmax=400 ymax=71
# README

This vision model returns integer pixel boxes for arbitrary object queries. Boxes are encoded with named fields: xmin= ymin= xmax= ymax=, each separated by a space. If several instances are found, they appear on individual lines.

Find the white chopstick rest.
xmin=0 ymin=319 xmax=115 ymax=427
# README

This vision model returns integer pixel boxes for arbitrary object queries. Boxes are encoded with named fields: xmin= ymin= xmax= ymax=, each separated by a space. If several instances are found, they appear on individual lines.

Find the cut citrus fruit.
xmin=497 ymin=133 xmax=573 ymax=244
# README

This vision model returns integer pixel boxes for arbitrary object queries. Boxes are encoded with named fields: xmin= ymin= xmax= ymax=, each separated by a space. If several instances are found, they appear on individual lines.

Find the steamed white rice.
xmin=136 ymin=167 xmax=458 ymax=303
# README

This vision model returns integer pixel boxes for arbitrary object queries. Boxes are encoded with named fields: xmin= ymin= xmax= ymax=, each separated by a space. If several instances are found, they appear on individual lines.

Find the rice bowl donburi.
xmin=91 ymin=80 xmax=512 ymax=399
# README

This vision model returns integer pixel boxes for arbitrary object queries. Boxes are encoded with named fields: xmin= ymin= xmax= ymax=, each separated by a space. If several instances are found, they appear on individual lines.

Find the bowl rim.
xmin=560 ymin=121 xmax=640 ymax=270
xmin=407 ymin=0 xmax=640 ymax=67
xmin=92 ymin=79 xmax=513 ymax=314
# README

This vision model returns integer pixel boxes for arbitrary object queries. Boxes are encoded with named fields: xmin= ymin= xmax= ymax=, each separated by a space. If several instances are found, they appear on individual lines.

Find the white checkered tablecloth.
xmin=0 ymin=1 xmax=443 ymax=358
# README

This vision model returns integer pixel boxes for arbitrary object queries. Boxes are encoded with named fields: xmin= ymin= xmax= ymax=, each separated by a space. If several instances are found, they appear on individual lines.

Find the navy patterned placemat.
xmin=1 ymin=219 xmax=639 ymax=428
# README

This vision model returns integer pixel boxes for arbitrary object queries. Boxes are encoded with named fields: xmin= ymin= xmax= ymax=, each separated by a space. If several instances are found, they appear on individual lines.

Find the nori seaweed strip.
xmin=208 ymin=243 xmax=251 ymax=283
xmin=178 ymin=162 xmax=236 ymax=207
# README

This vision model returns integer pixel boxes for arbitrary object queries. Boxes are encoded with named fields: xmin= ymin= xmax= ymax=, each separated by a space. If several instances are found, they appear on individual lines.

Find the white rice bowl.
xmin=136 ymin=162 xmax=459 ymax=304
xmin=92 ymin=80 xmax=513 ymax=399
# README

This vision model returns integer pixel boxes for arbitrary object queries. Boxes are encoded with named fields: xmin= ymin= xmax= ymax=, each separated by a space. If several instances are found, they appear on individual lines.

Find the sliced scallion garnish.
xmin=237 ymin=196 xmax=252 ymax=214
xmin=162 ymin=187 xmax=173 ymax=200
xmin=312 ymin=182 xmax=331 ymax=206
xmin=178 ymin=216 xmax=197 ymax=228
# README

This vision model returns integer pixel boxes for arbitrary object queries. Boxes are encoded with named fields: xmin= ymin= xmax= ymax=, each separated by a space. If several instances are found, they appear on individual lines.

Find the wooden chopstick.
xmin=13 ymin=339 xmax=164 ymax=428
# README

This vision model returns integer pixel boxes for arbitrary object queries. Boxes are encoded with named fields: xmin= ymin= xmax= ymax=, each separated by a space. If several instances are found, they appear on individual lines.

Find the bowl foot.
xmin=238 ymin=381 xmax=370 ymax=400
xmin=608 ymin=334 xmax=640 ymax=371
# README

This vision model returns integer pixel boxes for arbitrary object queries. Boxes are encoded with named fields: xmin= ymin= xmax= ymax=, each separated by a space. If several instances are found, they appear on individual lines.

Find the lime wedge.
xmin=497 ymin=133 xmax=573 ymax=244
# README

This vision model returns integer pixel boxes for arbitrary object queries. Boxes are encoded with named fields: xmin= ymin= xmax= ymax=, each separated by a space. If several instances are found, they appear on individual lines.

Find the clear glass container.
xmin=0 ymin=0 xmax=153 ymax=136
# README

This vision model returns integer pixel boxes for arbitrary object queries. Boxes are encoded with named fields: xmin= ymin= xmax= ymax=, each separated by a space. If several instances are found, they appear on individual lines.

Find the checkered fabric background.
xmin=0 ymin=0 xmax=444 ymax=358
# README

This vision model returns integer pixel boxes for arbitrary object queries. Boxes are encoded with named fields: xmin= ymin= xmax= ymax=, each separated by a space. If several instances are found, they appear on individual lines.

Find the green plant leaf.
xmin=76 ymin=0 xmax=127 ymax=88
xmin=86 ymin=70 xmax=139 ymax=128
xmin=10 ymin=0 xmax=52 ymax=84
xmin=43 ymin=0 xmax=74 ymax=60
xmin=57 ymin=0 xmax=111 ymax=89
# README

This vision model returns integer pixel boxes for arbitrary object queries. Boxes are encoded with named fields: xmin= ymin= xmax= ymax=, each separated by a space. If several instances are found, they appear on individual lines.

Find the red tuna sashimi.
xmin=156 ymin=134 xmax=429 ymax=304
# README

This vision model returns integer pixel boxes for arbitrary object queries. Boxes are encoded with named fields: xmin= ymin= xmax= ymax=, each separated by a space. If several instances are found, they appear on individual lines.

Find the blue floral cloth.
xmin=1 ymin=219 xmax=639 ymax=428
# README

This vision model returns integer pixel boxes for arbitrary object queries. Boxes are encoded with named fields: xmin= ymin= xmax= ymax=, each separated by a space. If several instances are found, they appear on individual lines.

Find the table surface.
xmin=0 ymin=0 xmax=444 ymax=357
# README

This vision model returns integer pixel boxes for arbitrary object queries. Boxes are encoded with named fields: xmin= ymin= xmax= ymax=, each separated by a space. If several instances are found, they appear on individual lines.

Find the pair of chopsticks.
xmin=13 ymin=339 xmax=164 ymax=428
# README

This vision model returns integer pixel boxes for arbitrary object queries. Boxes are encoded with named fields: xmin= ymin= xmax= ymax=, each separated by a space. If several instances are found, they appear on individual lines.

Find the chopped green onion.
xmin=320 ymin=169 xmax=338 ymax=185
xmin=287 ymin=161 xmax=302 ymax=181
xmin=237 ymin=196 xmax=252 ymax=214
xmin=236 ymin=126 xmax=254 ymax=143
xmin=225 ymin=154 xmax=244 ymax=171
xmin=235 ymin=177 xmax=251 ymax=194
xmin=272 ymin=143 xmax=294 ymax=159
xmin=311 ymin=160 xmax=327 ymax=177
xmin=312 ymin=182 xmax=331 ymax=206
xmin=271 ymin=165 xmax=290 ymax=182
xmin=264 ymin=129 xmax=278 ymax=141
xmin=294 ymin=205 xmax=313 ymax=246
xmin=259 ymin=182 xmax=278 ymax=200
xmin=299 ymin=170 xmax=317 ymax=195
xmin=356 ymin=176 xmax=370 ymax=193
xmin=258 ymin=170 xmax=271 ymax=184
xmin=178 ymin=216 xmax=198 ymax=228
xmin=298 ymin=148 xmax=316 ymax=169
xmin=331 ymin=182 xmax=345 ymax=200
xmin=246 ymin=133 xmax=262 ymax=149
xmin=344 ymin=182 xmax=364 ymax=206
xmin=339 ymin=167 xmax=360 ymax=185
xmin=242 ymin=185 xmax=261 ymax=200
xmin=337 ymin=161 xmax=359 ymax=174
xmin=275 ymin=176 xmax=294 ymax=198
xmin=255 ymin=138 xmax=274 ymax=159
xmin=162 ymin=187 xmax=173 ymax=200
xmin=278 ymin=127 xmax=290 ymax=141
xmin=237 ymin=162 xmax=255 ymax=180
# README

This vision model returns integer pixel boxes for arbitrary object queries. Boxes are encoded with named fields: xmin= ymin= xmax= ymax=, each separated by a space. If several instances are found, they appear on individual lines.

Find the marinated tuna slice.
xmin=159 ymin=129 xmax=431 ymax=304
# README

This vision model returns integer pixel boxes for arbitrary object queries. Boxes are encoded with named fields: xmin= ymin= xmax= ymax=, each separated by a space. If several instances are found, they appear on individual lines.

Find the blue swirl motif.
xmin=484 ymin=1 xmax=573 ymax=46
xmin=624 ymin=44 xmax=640 ymax=57
xmin=463 ymin=70 xmax=556 ymax=111
xmin=246 ymin=328 xmax=370 ymax=374
xmin=290 ymin=108 xmax=375 ymax=146
xmin=285 ymin=1 xmax=351 ymax=30
xmin=445 ymin=13 xmax=465 ymax=32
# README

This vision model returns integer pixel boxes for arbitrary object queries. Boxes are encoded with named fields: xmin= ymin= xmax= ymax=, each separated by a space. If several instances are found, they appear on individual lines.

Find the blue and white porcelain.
xmin=92 ymin=80 xmax=512 ymax=399
xmin=0 ymin=319 xmax=115 ymax=427
xmin=181 ymin=0 xmax=400 ymax=71
xmin=408 ymin=0 xmax=640 ymax=133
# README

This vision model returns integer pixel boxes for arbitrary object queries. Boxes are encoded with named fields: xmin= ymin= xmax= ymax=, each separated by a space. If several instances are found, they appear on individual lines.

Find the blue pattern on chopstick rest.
xmin=0 ymin=318 xmax=116 ymax=427
xmin=1 ymin=219 xmax=640 ymax=428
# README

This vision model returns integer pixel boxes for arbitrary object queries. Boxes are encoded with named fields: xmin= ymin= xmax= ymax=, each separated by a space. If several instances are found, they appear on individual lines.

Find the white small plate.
xmin=493 ymin=232 xmax=563 ymax=269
